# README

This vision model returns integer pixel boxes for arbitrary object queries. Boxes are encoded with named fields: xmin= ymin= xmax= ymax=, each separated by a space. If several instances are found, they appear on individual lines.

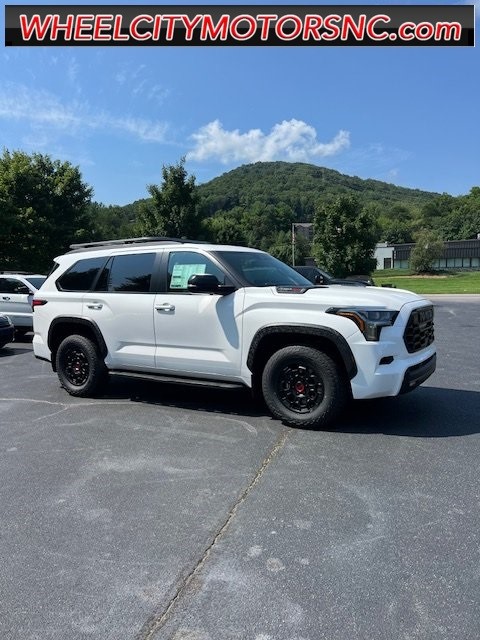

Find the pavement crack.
xmin=134 ymin=427 xmax=290 ymax=640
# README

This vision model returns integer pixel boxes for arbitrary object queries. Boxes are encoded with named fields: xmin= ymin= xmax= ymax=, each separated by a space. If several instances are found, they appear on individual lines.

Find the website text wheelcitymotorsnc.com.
xmin=4 ymin=6 xmax=475 ymax=46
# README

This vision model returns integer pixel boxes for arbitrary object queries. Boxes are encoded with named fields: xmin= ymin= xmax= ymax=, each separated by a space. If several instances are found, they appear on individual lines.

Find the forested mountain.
xmin=89 ymin=161 xmax=478 ymax=266
xmin=3 ymin=153 xmax=477 ymax=273
xmin=196 ymin=162 xmax=438 ymax=222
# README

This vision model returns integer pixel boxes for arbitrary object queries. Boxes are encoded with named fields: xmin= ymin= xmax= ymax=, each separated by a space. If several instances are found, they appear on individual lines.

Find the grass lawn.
xmin=372 ymin=270 xmax=480 ymax=294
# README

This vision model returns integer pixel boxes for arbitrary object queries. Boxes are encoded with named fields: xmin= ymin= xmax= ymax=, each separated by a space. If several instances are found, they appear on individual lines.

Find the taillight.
xmin=32 ymin=299 xmax=47 ymax=310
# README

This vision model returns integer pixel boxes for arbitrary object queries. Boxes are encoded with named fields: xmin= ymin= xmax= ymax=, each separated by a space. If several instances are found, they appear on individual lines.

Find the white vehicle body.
xmin=33 ymin=239 xmax=436 ymax=427
xmin=0 ymin=273 xmax=46 ymax=331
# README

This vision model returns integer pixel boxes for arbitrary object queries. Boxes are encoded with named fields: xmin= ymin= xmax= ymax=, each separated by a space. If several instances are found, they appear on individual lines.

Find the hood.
xmin=276 ymin=285 xmax=430 ymax=311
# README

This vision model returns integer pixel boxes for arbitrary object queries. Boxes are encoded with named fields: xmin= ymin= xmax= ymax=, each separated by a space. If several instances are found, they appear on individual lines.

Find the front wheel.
xmin=56 ymin=335 xmax=108 ymax=397
xmin=261 ymin=346 xmax=349 ymax=429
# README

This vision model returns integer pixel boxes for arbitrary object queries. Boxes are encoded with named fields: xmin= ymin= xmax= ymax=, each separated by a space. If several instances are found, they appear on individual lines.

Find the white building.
xmin=374 ymin=242 xmax=395 ymax=270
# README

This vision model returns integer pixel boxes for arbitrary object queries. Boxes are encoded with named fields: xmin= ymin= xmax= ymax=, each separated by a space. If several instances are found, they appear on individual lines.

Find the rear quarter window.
xmin=56 ymin=257 xmax=107 ymax=291
xmin=95 ymin=253 xmax=156 ymax=293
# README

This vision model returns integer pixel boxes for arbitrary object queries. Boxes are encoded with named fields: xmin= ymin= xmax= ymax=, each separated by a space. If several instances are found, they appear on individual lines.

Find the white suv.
xmin=32 ymin=238 xmax=436 ymax=428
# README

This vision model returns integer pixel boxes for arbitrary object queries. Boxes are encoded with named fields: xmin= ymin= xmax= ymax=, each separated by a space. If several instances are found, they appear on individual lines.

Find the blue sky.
xmin=1 ymin=2 xmax=479 ymax=205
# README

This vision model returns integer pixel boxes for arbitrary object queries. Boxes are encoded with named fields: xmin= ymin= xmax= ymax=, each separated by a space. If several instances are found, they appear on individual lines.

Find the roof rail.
xmin=69 ymin=237 xmax=206 ymax=251
xmin=0 ymin=270 xmax=34 ymax=275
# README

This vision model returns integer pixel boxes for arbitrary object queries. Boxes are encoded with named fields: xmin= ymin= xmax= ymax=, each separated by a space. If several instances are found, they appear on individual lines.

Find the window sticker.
xmin=170 ymin=263 xmax=206 ymax=289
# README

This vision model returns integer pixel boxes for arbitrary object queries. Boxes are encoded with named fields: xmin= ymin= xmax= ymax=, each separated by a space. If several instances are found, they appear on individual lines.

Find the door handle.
xmin=86 ymin=303 xmax=103 ymax=310
xmin=2 ymin=296 xmax=10 ymax=301
xmin=155 ymin=303 xmax=175 ymax=312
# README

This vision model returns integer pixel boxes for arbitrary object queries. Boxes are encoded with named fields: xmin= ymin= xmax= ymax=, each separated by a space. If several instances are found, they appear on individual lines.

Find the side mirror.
xmin=314 ymin=274 xmax=324 ymax=285
xmin=187 ymin=274 xmax=234 ymax=295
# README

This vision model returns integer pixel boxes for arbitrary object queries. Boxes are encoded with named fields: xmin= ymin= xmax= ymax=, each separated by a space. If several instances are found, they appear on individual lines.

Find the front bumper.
xmin=399 ymin=353 xmax=436 ymax=394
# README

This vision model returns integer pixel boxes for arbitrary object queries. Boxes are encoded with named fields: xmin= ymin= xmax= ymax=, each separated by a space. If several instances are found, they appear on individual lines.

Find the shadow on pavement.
xmin=107 ymin=376 xmax=267 ymax=420
xmin=0 ymin=345 xmax=33 ymax=357
xmin=104 ymin=377 xmax=480 ymax=437
xmin=335 ymin=387 xmax=480 ymax=437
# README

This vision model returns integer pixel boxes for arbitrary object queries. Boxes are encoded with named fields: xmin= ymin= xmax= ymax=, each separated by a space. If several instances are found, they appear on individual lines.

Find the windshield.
xmin=214 ymin=251 xmax=312 ymax=287
xmin=25 ymin=276 xmax=46 ymax=290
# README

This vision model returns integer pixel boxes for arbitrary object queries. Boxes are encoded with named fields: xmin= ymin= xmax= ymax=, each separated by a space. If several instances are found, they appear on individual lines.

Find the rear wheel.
xmin=261 ymin=345 xmax=349 ymax=429
xmin=56 ymin=335 xmax=108 ymax=397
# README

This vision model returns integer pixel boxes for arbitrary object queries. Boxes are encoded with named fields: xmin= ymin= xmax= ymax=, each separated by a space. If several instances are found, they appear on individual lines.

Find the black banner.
xmin=4 ymin=5 xmax=475 ymax=46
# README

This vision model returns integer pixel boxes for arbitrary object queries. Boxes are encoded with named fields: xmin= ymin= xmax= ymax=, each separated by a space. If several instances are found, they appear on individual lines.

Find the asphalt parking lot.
xmin=1 ymin=295 xmax=479 ymax=640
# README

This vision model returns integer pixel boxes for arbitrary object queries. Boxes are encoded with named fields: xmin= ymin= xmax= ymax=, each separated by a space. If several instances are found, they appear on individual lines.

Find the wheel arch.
xmin=247 ymin=325 xmax=357 ymax=385
xmin=48 ymin=317 xmax=107 ymax=372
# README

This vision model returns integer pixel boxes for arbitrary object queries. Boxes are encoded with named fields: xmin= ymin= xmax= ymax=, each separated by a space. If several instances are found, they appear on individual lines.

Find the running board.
xmin=110 ymin=370 xmax=245 ymax=390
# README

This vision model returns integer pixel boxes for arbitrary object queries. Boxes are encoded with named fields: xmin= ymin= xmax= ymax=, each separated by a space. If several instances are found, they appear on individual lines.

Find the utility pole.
xmin=292 ymin=223 xmax=296 ymax=266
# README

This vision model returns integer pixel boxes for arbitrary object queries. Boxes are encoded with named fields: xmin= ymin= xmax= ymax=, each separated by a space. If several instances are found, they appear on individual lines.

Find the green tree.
xmin=137 ymin=158 xmax=199 ymax=238
xmin=410 ymin=229 xmax=444 ymax=273
xmin=269 ymin=230 xmax=295 ymax=265
xmin=0 ymin=149 xmax=92 ymax=272
xmin=202 ymin=212 xmax=246 ymax=245
xmin=418 ymin=194 xmax=456 ymax=238
xmin=313 ymin=195 xmax=379 ymax=277
xmin=442 ymin=187 xmax=480 ymax=240
xmin=87 ymin=202 xmax=137 ymax=240
xmin=378 ymin=204 xmax=415 ymax=244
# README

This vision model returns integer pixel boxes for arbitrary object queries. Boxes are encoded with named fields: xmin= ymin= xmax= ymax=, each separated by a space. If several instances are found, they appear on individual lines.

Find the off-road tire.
xmin=261 ymin=345 xmax=349 ymax=429
xmin=56 ymin=335 xmax=108 ymax=397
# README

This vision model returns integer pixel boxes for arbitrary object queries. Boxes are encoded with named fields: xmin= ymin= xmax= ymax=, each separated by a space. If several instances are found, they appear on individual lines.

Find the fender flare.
xmin=48 ymin=316 xmax=108 ymax=359
xmin=247 ymin=324 xmax=357 ymax=380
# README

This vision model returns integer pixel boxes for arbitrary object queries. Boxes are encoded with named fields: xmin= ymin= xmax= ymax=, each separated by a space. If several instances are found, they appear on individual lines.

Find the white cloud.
xmin=114 ymin=63 xmax=169 ymax=105
xmin=187 ymin=119 xmax=350 ymax=164
xmin=0 ymin=83 xmax=168 ymax=144
xmin=67 ymin=57 xmax=80 ymax=86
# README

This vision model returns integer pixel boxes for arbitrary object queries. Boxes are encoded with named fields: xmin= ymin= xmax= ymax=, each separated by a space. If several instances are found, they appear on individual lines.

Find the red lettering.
xmin=257 ymin=14 xmax=277 ymax=40
xmin=20 ymin=13 xmax=52 ymax=41
xmin=276 ymin=15 xmax=302 ymax=41
xmin=181 ymin=14 xmax=202 ymax=40
xmin=73 ymin=15 xmax=94 ymax=41
xmin=416 ymin=22 xmax=435 ymax=40
xmin=152 ymin=15 xmax=163 ymax=40
xmin=230 ymin=15 xmax=256 ymax=41
xmin=303 ymin=15 xmax=323 ymax=41
xmin=93 ymin=14 xmax=112 ymax=41
xmin=200 ymin=15 xmax=229 ymax=41
xmin=323 ymin=15 xmax=341 ymax=40
xmin=163 ymin=15 xmax=181 ymax=40
xmin=130 ymin=15 xmax=152 ymax=41
xmin=50 ymin=14 xmax=74 ymax=41
xmin=341 ymin=14 xmax=366 ymax=40
xmin=113 ymin=14 xmax=129 ymax=41
xmin=366 ymin=15 xmax=390 ymax=41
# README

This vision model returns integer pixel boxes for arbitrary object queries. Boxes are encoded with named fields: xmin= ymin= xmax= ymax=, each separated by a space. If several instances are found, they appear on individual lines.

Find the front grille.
xmin=403 ymin=306 xmax=434 ymax=353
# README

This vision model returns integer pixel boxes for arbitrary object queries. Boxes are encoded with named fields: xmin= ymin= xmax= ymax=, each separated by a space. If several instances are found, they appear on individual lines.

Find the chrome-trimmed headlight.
xmin=326 ymin=307 xmax=399 ymax=341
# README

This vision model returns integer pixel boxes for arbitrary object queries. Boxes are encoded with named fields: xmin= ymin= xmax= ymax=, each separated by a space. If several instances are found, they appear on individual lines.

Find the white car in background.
xmin=0 ymin=272 xmax=46 ymax=336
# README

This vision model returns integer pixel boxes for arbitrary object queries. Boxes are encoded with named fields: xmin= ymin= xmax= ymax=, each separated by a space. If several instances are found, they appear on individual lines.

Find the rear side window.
xmin=57 ymin=257 xmax=107 ymax=291
xmin=25 ymin=277 xmax=46 ymax=290
xmin=95 ymin=253 xmax=155 ymax=293
xmin=0 ymin=278 xmax=20 ymax=294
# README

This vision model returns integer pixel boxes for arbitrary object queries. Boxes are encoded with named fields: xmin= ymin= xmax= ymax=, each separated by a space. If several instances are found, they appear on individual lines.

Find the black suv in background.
xmin=293 ymin=266 xmax=374 ymax=287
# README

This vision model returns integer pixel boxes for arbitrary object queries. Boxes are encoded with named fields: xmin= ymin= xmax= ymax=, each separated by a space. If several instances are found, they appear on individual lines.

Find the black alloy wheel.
xmin=56 ymin=334 xmax=108 ymax=397
xmin=261 ymin=345 xmax=349 ymax=429
xmin=63 ymin=346 xmax=90 ymax=386
xmin=277 ymin=363 xmax=324 ymax=414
